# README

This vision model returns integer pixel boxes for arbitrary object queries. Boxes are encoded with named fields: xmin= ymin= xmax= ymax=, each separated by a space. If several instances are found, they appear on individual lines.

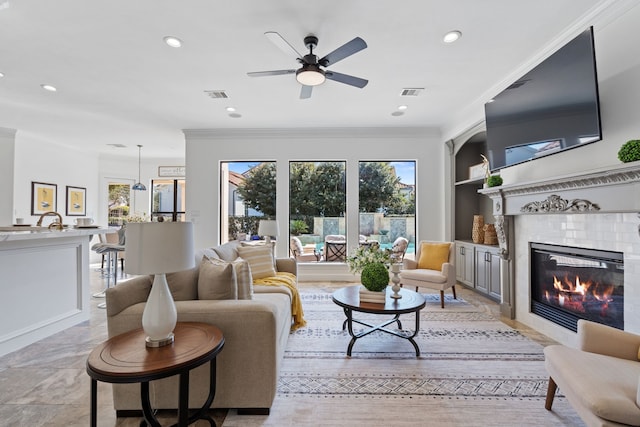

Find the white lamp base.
xmin=142 ymin=273 xmax=177 ymax=348
xmin=145 ymin=333 xmax=174 ymax=347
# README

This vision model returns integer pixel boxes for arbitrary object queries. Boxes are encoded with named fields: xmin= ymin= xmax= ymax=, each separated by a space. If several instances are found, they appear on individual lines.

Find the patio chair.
xmin=290 ymin=236 xmax=321 ymax=262
xmin=324 ymin=234 xmax=346 ymax=262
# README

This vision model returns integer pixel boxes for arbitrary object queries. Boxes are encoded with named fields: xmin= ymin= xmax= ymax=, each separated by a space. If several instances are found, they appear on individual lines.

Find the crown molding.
xmin=183 ymin=127 xmax=440 ymax=141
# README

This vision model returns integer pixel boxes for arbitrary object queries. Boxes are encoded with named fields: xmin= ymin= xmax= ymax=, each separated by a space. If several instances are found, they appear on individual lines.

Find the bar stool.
xmin=94 ymin=244 xmax=125 ymax=308
xmin=92 ymin=226 xmax=126 ymax=309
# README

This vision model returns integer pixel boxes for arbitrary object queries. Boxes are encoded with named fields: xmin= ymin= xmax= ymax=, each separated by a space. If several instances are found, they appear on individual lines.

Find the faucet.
xmin=36 ymin=211 xmax=64 ymax=230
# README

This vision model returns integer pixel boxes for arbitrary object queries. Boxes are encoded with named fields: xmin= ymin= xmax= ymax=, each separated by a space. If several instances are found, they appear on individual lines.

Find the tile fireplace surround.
xmin=480 ymin=163 xmax=640 ymax=347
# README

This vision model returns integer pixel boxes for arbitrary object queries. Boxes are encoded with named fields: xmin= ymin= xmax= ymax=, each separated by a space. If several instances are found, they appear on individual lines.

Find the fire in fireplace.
xmin=530 ymin=243 xmax=624 ymax=332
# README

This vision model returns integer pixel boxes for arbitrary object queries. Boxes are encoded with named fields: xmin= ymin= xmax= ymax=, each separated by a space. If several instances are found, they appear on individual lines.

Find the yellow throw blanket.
xmin=253 ymin=272 xmax=306 ymax=331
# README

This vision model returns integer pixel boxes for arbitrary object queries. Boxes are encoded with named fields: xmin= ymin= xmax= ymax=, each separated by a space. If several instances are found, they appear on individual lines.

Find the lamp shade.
xmin=258 ymin=220 xmax=279 ymax=239
xmin=125 ymin=222 xmax=195 ymax=275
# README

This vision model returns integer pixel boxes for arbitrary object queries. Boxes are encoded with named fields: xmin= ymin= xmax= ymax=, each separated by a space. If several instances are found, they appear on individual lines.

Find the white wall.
xmin=184 ymin=127 xmax=444 ymax=279
xmin=447 ymin=2 xmax=640 ymax=185
xmin=13 ymin=134 xmax=100 ymax=226
xmin=0 ymin=128 xmax=16 ymax=225
xmin=97 ymin=154 xmax=184 ymax=226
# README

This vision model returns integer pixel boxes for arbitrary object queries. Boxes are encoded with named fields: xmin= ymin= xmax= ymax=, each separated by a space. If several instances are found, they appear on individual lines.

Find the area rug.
xmin=221 ymin=286 xmax=584 ymax=427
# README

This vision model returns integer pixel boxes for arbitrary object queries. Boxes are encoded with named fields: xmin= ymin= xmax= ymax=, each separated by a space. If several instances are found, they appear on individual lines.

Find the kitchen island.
xmin=0 ymin=227 xmax=105 ymax=357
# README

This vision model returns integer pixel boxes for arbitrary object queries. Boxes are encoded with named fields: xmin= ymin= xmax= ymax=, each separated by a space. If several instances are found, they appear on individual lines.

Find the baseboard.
xmin=237 ymin=408 xmax=270 ymax=415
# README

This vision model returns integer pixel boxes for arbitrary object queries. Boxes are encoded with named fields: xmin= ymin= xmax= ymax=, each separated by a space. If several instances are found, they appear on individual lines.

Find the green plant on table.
xmin=618 ymin=140 xmax=640 ymax=163
xmin=360 ymin=262 xmax=390 ymax=292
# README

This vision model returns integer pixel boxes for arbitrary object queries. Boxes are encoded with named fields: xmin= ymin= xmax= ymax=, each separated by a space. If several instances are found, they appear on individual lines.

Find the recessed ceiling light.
xmin=163 ymin=36 xmax=183 ymax=48
xmin=398 ymin=105 xmax=408 ymax=111
xmin=226 ymin=106 xmax=236 ymax=112
xmin=0 ymin=72 xmax=4 ymax=78
xmin=41 ymin=84 xmax=57 ymax=92
xmin=443 ymin=30 xmax=462 ymax=43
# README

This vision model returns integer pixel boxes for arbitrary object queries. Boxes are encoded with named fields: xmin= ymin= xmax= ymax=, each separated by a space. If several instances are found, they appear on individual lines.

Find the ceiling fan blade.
xmin=325 ymin=71 xmax=368 ymax=88
xmin=247 ymin=69 xmax=296 ymax=77
xmin=265 ymin=31 xmax=303 ymax=58
xmin=300 ymin=85 xmax=313 ymax=99
xmin=319 ymin=37 xmax=367 ymax=67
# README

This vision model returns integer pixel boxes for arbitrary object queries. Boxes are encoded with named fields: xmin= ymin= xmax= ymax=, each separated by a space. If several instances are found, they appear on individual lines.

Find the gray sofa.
xmin=104 ymin=240 xmax=297 ymax=415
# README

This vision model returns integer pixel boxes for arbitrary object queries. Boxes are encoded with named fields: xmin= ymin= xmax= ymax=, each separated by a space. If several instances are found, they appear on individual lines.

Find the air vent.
xmin=506 ymin=79 xmax=530 ymax=90
xmin=107 ymin=143 xmax=126 ymax=148
xmin=204 ymin=90 xmax=229 ymax=99
xmin=400 ymin=88 xmax=424 ymax=97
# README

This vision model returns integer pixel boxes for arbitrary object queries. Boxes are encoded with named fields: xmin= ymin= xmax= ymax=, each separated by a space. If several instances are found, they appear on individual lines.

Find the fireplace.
xmin=530 ymin=242 xmax=624 ymax=332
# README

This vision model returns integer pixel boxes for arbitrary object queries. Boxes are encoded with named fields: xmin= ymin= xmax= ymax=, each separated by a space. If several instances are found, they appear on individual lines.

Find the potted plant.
xmin=346 ymin=244 xmax=392 ymax=292
xmin=360 ymin=262 xmax=390 ymax=292
xmin=487 ymin=175 xmax=503 ymax=187
xmin=618 ymin=139 xmax=640 ymax=163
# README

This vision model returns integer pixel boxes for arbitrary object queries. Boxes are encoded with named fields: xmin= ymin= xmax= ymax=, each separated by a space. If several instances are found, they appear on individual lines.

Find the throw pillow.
xmin=237 ymin=245 xmax=276 ymax=279
xmin=233 ymin=257 xmax=253 ymax=300
xmin=197 ymin=256 xmax=238 ymax=300
xmin=165 ymin=267 xmax=199 ymax=301
xmin=417 ymin=242 xmax=451 ymax=271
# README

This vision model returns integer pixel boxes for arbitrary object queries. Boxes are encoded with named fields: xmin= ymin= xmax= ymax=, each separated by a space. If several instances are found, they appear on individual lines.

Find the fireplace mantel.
xmin=476 ymin=163 xmax=640 ymax=327
xmin=479 ymin=162 xmax=640 ymax=217
xmin=475 ymin=162 xmax=640 ymax=264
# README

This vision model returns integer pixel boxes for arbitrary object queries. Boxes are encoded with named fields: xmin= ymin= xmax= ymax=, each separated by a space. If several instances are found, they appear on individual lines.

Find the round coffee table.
xmin=86 ymin=322 xmax=224 ymax=426
xmin=332 ymin=285 xmax=426 ymax=357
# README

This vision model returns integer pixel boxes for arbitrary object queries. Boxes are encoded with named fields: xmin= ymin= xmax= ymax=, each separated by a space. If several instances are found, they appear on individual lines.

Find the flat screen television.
xmin=484 ymin=27 xmax=602 ymax=171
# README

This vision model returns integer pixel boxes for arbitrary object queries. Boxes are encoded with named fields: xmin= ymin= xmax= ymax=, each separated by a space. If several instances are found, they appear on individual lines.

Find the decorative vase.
xmin=390 ymin=263 xmax=402 ymax=299
xmin=472 ymin=215 xmax=484 ymax=244
xmin=484 ymin=223 xmax=498 ymax=245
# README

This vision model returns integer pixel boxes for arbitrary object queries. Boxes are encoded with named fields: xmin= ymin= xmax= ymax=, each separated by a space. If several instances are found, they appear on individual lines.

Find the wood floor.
xmin=0 ymin=264 xmax=560 ymax=426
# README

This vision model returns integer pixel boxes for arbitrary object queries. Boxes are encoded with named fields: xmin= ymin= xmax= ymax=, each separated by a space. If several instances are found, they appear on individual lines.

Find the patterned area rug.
xmin=221 ymin=286 xmax=584 ymax=426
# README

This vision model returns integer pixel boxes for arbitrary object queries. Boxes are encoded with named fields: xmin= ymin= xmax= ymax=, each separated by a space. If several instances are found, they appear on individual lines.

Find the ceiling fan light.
xmin=296 ymin=65 xmax=326 ymax=86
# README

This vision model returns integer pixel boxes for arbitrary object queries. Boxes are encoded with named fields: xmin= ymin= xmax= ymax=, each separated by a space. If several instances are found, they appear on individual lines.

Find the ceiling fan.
xmin=247 ymin=31 xmax=368 ymax=99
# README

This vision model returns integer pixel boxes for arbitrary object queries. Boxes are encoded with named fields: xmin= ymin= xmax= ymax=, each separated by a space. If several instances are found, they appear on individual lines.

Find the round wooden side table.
xmin=86 ymin=322 xmax=224 ymax=426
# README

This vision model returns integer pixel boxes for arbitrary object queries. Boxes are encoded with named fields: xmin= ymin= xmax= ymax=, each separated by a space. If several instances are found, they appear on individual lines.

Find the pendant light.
xmin=132 ymin=144 xmax=147 ymax=191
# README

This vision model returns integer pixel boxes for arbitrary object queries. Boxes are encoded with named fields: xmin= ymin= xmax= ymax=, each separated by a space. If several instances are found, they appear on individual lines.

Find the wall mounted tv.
xmin=484 ymin=27 xmax=602 ymax=171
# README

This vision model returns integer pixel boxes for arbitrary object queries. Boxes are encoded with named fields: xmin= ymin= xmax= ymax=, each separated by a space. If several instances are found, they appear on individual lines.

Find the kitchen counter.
xmin=0 ymin=226 xmax=105 ymax=241
xmin=0 ymin=226 xmax=106 ymax=357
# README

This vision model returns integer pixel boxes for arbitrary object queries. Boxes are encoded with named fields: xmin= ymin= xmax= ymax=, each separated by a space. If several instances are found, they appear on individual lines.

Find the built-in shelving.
xmin=453 ymin=129 xmax=502 ymax=301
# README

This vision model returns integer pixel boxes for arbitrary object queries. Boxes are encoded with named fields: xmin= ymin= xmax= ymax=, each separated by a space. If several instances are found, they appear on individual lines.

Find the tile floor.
xmin=0 ymin=264 xmax=556 ymax=426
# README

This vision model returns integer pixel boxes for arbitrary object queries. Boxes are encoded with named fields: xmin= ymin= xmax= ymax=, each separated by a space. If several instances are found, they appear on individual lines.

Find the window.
xmin=358 ymin=161 xmax=416 ymax=259
xmin=151 ymin=179 xmax=186 ymax=222
xmin=220 ymin=161 xmax=276 ymax=244
xmin=289 ymin=161 xmax=346 ymax=261
xmin=108 ymin=183 xmax=131 ymax=226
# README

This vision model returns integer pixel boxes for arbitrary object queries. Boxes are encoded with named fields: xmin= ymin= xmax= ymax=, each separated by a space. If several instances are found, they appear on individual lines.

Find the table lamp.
xmin=125 ymin=222 xmax=195 ymax=347
xmin=258 ymin=219 xmax=279 ymax=244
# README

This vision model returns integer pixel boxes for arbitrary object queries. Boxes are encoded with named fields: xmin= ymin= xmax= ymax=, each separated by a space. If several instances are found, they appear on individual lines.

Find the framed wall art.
xmin=31 ymin=181 xmax=57 ymax=215
xmin=66 ymin=186 xmax=86 ymax=216
xmin=158 ymin=166 xmax=186 ymax=177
